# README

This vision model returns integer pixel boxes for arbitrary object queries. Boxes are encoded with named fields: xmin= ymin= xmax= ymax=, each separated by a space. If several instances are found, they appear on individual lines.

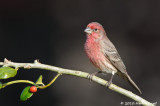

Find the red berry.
xmin=30 ymin=86 xmax=37 ymax=93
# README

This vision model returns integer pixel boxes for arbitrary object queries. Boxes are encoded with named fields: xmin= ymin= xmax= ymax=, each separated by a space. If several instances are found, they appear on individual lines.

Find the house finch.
xmin=84 ymin=22 xmax=142 ymax=94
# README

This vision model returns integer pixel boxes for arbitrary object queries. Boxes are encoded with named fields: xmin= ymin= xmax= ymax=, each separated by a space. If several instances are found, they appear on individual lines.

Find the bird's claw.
xmin=87 ymin=71 xmax=101 ymax=82
xmin=105 ymin=73 xmax=114 ymax=88
xmin=87 ymin=73 xmax=94 ymax=82
xmin=105 ymin=80 xmax=112 ymax=88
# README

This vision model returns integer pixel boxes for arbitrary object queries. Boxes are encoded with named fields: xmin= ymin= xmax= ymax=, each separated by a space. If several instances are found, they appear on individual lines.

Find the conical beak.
xmin=84 ymin=27 xmax=92 ymax=34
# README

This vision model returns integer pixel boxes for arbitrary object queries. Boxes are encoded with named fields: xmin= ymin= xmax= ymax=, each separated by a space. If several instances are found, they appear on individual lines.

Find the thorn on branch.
xmin=3 ymin=58 xmax=12 ymax=67
xmin=34 ymin=59 xmax=41 ymax=64
xmin=4 ymin=58 xmax=11 ymax=64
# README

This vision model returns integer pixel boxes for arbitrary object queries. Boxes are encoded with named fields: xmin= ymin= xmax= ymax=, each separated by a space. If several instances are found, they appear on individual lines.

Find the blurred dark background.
xmin=0 ymin=0 xmax=160 ymax=106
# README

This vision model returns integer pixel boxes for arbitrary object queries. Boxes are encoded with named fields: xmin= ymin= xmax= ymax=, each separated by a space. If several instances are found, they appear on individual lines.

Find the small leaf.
xmin=36 ymin=75 xmax=44 ymax=85
xmin=20 ymin=86 xmax=33 ymax=101
xmin=0 ymin=67 xmax=17 ymax=79
xmin=0 ymin=82 xmax=2 ymax=89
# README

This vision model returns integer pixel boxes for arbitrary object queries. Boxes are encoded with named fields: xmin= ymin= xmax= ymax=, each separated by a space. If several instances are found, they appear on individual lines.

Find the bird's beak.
xmin=84 ymin=27 xmax=92 ymax=34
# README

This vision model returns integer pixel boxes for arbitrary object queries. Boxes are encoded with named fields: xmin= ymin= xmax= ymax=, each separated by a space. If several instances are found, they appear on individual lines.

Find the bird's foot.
xmin=87 ymin=71 xmax=101 ymax=82
xmin=105 ymin=80 xmax=112 ymax=88
xmin=105 ymin=71 xmax=114 ymax=88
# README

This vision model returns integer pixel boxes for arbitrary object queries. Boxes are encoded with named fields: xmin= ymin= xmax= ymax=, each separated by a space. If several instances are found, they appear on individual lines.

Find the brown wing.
xmin=99 ymin=35 xmax=142 ymax=93
xmin=102 ymin=39 xmax=127 ymax=74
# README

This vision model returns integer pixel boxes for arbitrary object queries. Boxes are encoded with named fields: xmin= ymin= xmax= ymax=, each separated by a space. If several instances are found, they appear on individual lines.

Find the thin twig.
xmin=2 ymin=80 xmax=37 ymax=88
xmin=38 ymin=73 xmax=61 ymax=89
xmin=0 ymin=58 xmax=155 ymax=106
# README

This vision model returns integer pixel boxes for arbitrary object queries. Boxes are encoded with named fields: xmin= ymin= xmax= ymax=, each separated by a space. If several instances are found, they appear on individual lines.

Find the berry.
xmin=30 ymin=86 xmax=37 ymax=93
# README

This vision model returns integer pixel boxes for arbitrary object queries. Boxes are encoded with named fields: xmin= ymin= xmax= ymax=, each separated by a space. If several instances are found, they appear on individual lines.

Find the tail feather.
xmin=117 ymin=72 xmax=142 ymax=94
xmin=126 ymin=74 xmax=142 ymax=94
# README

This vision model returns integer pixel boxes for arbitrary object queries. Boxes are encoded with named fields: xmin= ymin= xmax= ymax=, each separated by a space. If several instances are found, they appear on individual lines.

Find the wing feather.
xmin=101 ymin=39 xmax=127 ymax=74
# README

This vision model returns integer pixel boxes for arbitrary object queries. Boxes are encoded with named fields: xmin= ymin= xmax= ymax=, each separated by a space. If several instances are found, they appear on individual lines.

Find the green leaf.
xmin=20 ymin=86 xmax=33 ymax=101
xmin=0 ymin=82 xmax=2 ymax=89
xmin=0 ymin=67 xmax=17 ymax=79
xmin=36 ymin=75 xmax=44 ymax=85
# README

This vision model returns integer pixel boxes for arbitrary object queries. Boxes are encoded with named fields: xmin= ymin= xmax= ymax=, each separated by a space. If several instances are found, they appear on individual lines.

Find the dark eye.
xmin=94 ymin=28 xmax=98 ymax=32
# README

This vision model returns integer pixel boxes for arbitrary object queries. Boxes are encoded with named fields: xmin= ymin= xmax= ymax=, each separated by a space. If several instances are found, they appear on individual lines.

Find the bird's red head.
xmin=84 ymin=22 xmax=105 ymax=39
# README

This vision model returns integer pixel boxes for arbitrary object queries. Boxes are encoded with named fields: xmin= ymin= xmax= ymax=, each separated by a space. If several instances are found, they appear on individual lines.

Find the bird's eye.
xmin=94 ymin=28 xmax=98 ymax=32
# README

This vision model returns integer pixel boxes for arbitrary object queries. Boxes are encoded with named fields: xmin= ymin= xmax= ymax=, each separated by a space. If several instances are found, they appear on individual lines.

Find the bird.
xmin=84 ymin=22 xmax=142 ymax=94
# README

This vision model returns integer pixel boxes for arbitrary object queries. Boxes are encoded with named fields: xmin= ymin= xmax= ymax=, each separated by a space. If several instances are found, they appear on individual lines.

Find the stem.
xmin=0 ymin=59 xmax=155 ymax=106
xmin=2 ymin=80 xmax=37 ymax=88
xmin=1 ymin=74 xmax=61 ymax=89
xmin=38 ymin=73 xmax=61 ymax=89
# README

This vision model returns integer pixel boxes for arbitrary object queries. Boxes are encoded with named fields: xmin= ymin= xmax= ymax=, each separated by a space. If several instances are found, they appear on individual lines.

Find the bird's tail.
xmin=117 ymin=72 xmax=142 ymax=94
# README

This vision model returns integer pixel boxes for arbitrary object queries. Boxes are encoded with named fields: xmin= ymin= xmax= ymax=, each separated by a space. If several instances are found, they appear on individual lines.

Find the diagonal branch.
xmin=0 ymin=59 xmax=155 ymax=106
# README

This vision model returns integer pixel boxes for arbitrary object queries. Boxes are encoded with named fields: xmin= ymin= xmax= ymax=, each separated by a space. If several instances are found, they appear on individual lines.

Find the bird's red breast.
xmin=85 ymin=34 xmax=102 ymax=69
xmin=84 ymin=28 xmax=113 ymax=71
